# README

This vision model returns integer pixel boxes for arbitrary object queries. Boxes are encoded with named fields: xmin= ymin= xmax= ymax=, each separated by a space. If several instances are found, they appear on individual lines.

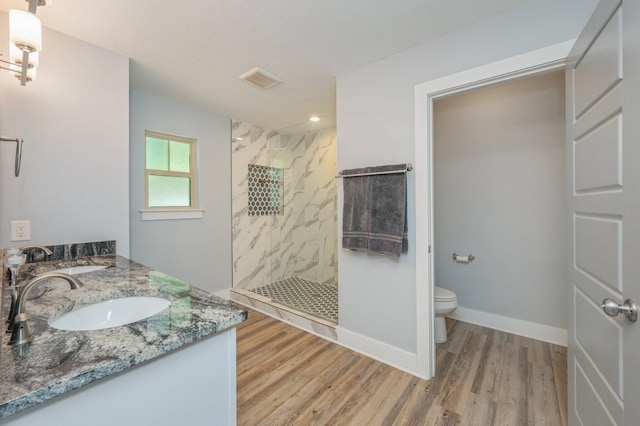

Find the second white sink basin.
xmin=50 ymin=297 xmax=171 ymax=331
xmin=52 ymin=265 xmax=109 ymax=275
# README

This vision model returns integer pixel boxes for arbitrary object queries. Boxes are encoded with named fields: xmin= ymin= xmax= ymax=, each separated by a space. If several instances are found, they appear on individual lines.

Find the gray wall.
xmin=129 ymin=90 xmax=232 ymax=293
xmin=0 ymin=13 xmax=130 ymax=255
xmin=336 ymin=0 xmax=597 ymax=353
xmin=433 ymin=71 xmax=566 ymax=328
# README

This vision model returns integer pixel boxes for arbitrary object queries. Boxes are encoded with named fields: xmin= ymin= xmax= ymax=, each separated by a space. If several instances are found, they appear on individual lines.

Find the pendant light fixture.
xmin=0 ymin=0 xmax=48 ymax=86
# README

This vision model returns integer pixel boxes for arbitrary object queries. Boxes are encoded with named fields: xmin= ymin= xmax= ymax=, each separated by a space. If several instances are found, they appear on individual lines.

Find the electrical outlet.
xmin=11 ymin=220 xmax=31 ymax=241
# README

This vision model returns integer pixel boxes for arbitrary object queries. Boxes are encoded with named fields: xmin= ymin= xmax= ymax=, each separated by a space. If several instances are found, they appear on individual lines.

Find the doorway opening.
xmin=414 ymin=40 xmax=574 ymax=378
xmin=432 ymin=69 xmax=567 ymax=344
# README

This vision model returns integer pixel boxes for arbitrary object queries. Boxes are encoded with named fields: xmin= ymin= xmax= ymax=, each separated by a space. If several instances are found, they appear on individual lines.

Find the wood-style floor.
xmin=237 ymin=310 xmax=567 ymax=425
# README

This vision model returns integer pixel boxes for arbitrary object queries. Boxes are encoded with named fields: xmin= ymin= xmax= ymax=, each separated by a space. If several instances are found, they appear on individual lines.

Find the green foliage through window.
xmin=145 ymin=131 xmax=197 ymax=209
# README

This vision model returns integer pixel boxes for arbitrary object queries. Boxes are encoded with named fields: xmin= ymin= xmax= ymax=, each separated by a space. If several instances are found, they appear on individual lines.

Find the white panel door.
xmin=567 ymin=0 xmax=640 ymax=424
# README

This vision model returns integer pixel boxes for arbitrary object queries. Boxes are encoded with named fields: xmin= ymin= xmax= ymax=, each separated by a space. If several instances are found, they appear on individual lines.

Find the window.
xmin=145 ymin=131 xmax=198 ymax=211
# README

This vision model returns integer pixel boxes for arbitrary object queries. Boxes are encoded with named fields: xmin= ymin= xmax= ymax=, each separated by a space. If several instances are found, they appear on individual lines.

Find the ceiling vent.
xmin=239 ymin=67 xmax=282 ymax=90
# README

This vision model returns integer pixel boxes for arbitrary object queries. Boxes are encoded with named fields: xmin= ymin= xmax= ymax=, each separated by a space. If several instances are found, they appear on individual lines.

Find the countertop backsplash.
xmin=25 ymin=240 xmax=116 ymax=263
xmin=2 ymin=240 xmax=116 ymax=282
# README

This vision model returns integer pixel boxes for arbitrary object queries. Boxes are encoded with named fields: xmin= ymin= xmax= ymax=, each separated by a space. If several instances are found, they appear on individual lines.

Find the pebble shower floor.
xmin=250 ymin=277 xmax=338 ymax=323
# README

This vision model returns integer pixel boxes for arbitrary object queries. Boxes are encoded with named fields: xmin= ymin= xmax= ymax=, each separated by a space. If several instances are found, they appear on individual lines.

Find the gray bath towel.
xmin=342 ymin=164 xmax=408 ymax=257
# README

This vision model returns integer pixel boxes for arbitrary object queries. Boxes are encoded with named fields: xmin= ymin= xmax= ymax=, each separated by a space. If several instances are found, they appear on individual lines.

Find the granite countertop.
xmin=0 ymin=254 xmax=247 ymax=420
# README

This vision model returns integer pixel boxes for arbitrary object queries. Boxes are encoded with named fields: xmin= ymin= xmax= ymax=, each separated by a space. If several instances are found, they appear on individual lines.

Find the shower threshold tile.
xmin=250 ymin=277 xmax=338 ymax=323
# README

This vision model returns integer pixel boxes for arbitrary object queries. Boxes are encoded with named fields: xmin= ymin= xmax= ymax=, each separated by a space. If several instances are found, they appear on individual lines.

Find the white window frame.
xmin=140 ymin=130 xmax=204 ymax=221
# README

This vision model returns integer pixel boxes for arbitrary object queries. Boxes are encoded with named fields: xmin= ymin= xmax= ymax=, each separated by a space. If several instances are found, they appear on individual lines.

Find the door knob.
xmin=600 ymin=298 xmax=638 ymax=323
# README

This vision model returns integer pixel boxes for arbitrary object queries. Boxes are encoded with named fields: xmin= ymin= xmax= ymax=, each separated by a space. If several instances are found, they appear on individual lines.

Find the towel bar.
xmin=336 ymin=163 xmax=413 ymax=178
xmin=0 ymin=137 xmax=23 ymax=177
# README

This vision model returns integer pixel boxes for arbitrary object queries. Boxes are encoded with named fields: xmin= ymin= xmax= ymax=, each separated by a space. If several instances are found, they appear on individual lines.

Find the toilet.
xmin=434 ymin=286 xmax=458 ymax=343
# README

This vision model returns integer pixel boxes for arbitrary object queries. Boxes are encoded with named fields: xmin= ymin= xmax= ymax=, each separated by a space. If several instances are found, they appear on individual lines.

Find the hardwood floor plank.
xmin=358 ymin=369 xmax=420 ymax=425
xmin=439 ymin=321 xmax=469 ymax=355
xmin=391 ymin=350 xmax=457 ymax=424
xmin=260 ymin=354 xmax=374 ymax=425
xmin=424 ymin=404 xmax=461 ymax=426
xmin=237 ymin=331 xmax=321 ymax=388
xmin=327 ymin=365 xmax=393 ymax=424
xmin=237 ymin=330 xmax=295 ymax=370
xmin=493 ymin=341 xmax=522 ymax=425
xmin=437 ymin=331 xmax=486 ymax=414
xmin=236 ymin=310 xmax=568 ymax=426
xmin=395 ymin=382 xmax=440 ymax=424
xmin=463 ymin=392 xmax=497 ymax=425
xmin=299 ymin=359 xmax=387 ymax=425
xmin=529 ymin=363 xmax=564 ymax=426
xmin=470 ymin=328 xmax=494 ymax=394
xmin=551 ymin=345 xmax=568 ymax=426
xmin=246 ymin=353 xmax=358 ymax=425
xmin=238 ymin=337 xmax=335 ymax=408
xmin=515 ymin=334 xmax=546 ymax=367
xmin=237 ymin=327 xmax=316 ymax=377
xmin=518 ymin=346 xmax=529 ymax=423
xmin=542 ymin=341 xmax=554 ymax=369
xmin=477 ymin=327 xmax=509 ymax=398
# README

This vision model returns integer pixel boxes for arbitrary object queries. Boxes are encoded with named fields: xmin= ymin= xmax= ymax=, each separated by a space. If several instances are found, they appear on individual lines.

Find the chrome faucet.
xmin=9 ymin=272 xmax=84 ymax=346
xmin=4 ymin=244 xmax=54 ymax=331
xmin=20 ymin=245 xmax=53 ymax=256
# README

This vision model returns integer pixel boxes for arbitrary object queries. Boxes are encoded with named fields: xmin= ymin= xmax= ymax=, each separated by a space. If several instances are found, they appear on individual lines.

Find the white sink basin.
xmin=52 ymin=265 xmax=109 ymax=275
xmin=50 ymin=297 xmax=171 ymax=331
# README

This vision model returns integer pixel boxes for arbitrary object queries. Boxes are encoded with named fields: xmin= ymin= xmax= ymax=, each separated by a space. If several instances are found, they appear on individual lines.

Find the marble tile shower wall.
xmin=232 ymin=121 xmax=337 ymax=290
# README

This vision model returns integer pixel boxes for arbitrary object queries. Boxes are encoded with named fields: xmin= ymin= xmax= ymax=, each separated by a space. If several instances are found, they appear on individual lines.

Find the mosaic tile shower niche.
xmin=248 ymin=164 xmax=284 ymax=216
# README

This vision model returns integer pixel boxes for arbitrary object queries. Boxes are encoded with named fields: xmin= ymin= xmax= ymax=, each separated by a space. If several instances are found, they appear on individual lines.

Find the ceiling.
xmin=0 ymin=0 xmax=526 ymax=132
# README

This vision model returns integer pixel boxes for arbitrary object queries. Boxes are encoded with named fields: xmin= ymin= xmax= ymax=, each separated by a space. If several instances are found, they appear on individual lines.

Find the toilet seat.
xmin=435 ymin=286 xmax=457 ymax=302
xmin=434 ymin=286 xmax=458 ymax=343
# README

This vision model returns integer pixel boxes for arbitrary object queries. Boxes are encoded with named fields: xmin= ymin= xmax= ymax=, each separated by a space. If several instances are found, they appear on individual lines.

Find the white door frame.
xmin=414 ymin=40 xmax=575 ymax=377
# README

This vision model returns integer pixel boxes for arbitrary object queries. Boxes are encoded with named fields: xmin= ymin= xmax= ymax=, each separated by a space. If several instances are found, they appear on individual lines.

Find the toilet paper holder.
xmin=452 ymin=253 xmax=475 ymax=263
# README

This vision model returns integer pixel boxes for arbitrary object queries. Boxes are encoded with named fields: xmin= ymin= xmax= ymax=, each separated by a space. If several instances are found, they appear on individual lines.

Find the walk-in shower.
xmin=230 ymin=121 xmax=338 ymax=323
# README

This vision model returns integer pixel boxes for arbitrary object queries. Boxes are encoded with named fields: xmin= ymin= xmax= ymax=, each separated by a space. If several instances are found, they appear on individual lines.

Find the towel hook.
xmin=1 ymin=137 xmax=23 ymax=177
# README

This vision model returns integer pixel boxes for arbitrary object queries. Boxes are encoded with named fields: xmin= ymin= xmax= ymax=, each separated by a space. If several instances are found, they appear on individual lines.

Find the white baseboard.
xmin=337 ymin=327 xmax=431 ymax=380
xmin=450 ymin=306 xmax=567 ymax=347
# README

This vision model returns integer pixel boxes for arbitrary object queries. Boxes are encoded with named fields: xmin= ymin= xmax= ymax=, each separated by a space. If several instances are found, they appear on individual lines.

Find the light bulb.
xmin=10 ymin=10 xmax=42 ymax=53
